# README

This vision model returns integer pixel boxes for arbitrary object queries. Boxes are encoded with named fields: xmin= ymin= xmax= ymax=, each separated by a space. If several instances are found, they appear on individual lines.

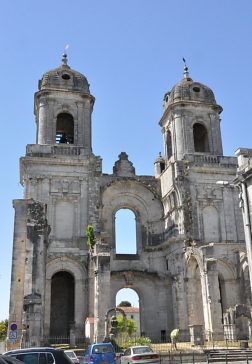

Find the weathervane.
xmin=182 ymin=57 xmax=190 ymax=79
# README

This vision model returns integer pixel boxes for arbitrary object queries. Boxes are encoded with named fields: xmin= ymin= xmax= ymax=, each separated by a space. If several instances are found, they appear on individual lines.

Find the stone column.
xmin=172 ymin=273 xmax=189 ymax=332
xmin=189 ymin=324 xmax=204 ymax=345
xmin=93 ymin=247 xmax=111 ymax=342
xmin=203 ymin=259 xmax=223 ymax=338
xmin=7 ymin=200 xmax=29 ymax=349
xmin=22 ymin=201 xmax=49 ymax=347
xmin=200 ymin=270 xmax=212 ymax=336
xmin=83 ymin=99 xmax=92 ymax=151
xmin=37 ymin=99 xmax=48 ymax=145
xmin=174 ymin=114 xmax=184 ymax=160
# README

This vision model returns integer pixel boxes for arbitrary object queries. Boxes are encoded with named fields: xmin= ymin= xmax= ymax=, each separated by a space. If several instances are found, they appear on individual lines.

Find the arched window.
xmin=115 ymin=209 xmax=137 ymax=254
xmin=50 ymin=271 xmax=74 ymax=336
xmin=56 ymin=113 xmax=74 ymax=144
xmin=166 ymin=130 xmax=173 ymax=159
xmin=193 ymin=123 xmax=209 ymax=152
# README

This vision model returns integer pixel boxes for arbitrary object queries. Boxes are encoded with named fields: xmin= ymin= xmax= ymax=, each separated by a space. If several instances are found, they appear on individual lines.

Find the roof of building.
xmin=163 ymin=64 xmax=222 ymax=113
xmin=38 ymin=52 xmax=90 ymax=94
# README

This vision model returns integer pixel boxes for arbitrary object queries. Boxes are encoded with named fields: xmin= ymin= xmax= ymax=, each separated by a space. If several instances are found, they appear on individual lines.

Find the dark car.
xmin=84 ymin=343 xmax=117 ymax=364
xmin=4 ymin=347 xmax=73 ymax=364
xmin=64 ymin=350 xmax=79 ymax=364
xmin=0 ymin=356 xmax=24 ymax=364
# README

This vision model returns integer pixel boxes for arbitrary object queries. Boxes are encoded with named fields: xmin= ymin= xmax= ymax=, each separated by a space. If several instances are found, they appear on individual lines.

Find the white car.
xmin=64 ymin=350 xmax=80 ymax=364
xmin=120 ymin=346 xmax=159 ymax=364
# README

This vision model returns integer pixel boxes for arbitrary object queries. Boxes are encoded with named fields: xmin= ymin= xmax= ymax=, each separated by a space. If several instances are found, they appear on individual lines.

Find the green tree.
xmin=118 ymin=301 xmax=132 ymax=307
xmin=0 ymin=319 xmax=8 ymax=341
xmin=117 ymin=314 xmax=137 ymax=336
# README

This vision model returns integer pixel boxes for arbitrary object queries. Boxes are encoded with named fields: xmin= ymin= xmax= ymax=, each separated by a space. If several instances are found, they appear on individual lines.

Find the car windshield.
xmin=132 ymin=347 xmax=153 ymax=355
xmin=92 ymin=345 xmax=113 ymax=354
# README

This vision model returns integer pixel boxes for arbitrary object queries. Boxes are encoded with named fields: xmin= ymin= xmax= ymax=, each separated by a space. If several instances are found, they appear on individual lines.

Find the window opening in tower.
xmin=56 ymin=112 xmax=74 ymax=144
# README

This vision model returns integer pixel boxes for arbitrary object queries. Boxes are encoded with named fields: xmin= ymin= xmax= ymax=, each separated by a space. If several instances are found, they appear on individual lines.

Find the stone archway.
xmin=44 ymin=257 xmax=87 ymax=338
xmin=50 ymin=271 xmax=74 ymax=336
xmin=111 ymin=270 xmax=172 ymax=341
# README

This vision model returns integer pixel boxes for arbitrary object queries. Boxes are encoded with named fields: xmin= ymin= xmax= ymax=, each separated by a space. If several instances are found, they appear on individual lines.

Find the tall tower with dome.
xmin=8 ymin=55 xmax=251 ymax=347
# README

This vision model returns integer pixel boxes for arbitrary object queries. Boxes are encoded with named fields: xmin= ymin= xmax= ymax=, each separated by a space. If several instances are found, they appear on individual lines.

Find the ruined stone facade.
xmin=8 ymin=56 xmax=252 ymax=347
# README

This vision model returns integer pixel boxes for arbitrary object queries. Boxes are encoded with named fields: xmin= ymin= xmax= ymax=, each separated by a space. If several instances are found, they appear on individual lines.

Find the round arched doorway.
xmin=50 ymin=271 xmax=75 ymax=337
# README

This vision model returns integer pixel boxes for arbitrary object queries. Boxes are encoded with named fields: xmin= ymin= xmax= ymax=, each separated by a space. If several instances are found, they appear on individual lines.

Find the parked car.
xmin=0 ymin=356 xmax=24 ymax=364
xmin=84 ymin=342 xmax=117 ymax=364
xmin=120 ymin=346 xmax=159 ymax=364
xmin=64 ymin=350 xmax=79 ymax=364
xmin=4 ymin=347 xmax=73 ymax=364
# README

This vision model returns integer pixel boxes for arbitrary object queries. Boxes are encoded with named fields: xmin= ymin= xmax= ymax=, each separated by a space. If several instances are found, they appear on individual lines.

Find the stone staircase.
xmin=205 ymin=349 xmax=252 ymax=363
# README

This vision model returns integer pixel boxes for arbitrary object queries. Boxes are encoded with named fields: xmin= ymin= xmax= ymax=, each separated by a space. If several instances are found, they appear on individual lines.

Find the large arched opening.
xmin=116 ymin=288 xmax=140 ymax=335
xmin=50 ymin=271 xmax=75 ymax=337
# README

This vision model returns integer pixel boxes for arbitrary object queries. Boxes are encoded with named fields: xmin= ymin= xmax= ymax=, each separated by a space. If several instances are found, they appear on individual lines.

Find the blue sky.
xmin=1 ymin=0 xmax=252 ymax=320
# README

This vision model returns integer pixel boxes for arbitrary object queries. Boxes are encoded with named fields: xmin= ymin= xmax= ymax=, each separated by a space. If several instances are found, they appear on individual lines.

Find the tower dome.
xmin=160 ymin=64 xmax=224 ymax=161
xmin=38 ymin=53 xmax=90 ymax=94
xmin=163 ymin=65 xmax=222 ymax=113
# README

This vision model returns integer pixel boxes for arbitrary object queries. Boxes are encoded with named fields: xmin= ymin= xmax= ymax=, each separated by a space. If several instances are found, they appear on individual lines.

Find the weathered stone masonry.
xmin=8 ymin=56 xmax=252 ymax=347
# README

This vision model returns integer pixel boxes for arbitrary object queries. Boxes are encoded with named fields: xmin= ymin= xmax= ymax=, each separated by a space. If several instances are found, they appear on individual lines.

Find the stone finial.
xmin=61 ymin=44 xmax=69 ymax=66
xmin=155 ymin=152 xmax=164 ymax=163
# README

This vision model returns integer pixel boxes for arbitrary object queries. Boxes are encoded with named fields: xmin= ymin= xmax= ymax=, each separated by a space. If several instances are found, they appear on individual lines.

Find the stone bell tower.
xmin=160 ymin=63 xmax=223 ymax=163
xmin=35 ymin=52 xmax=94 ymax=149
xmin=155 ymin=63 xmax=225 ymax=241
xmin=8 ymin=52 xmax=101 ymax=347
xmin=154 ymin=64 xmax=246 ymax=337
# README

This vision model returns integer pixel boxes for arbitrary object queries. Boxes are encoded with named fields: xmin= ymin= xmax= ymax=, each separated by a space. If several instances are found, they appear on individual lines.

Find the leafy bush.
xmin=127 ymin=336 xmax=152 ymax=346
xmin=0 ymin=319 xmax=8 ymax=341
xmin=115 ymin=333 xmax=151 ymax=349
xmin=117 ymin=314 xmax=137 ymax=336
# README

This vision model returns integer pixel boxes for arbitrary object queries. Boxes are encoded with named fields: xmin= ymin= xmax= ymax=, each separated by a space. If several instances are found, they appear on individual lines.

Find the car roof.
xmin=91 ymin=343 xmax=113 ymax=345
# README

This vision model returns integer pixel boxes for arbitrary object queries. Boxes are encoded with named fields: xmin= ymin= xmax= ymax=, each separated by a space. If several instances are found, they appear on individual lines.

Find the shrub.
xmin=115 ymin=333 xmax=152 ymax=349
xmin=0 ymin=319 xmax=8 ymax=341
xmin=86 ymin=224 xmax=95 ymax=249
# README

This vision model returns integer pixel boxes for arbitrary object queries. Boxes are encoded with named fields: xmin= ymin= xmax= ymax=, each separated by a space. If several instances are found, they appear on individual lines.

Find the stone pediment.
xmin=113 ymin=152 xmax=135 ymax=177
